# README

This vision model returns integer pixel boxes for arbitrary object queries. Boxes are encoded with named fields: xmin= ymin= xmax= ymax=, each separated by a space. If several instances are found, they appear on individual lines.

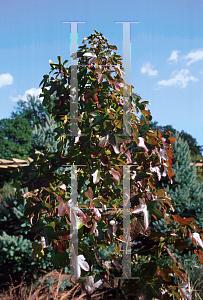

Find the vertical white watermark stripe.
xmin=61 ymin=21 xmax=86 ymax=137
xmin=114 ymin=165 xmax=139 ymax=280
xmin=61 ymin=21 xmax=140 ymax=281
xmin=122 ymin=165 xmax=131 ymax=278
xmin=69 ymin=165 xmax=87 ymax=280
xmin=62 ymin=163 xmax=139 ymax=280
xmin=115 ymin=21 xmax=139 ymax=137
xmin=70 ymin=23 xmax=78 ymax=137
xmin=123 ymin=22 xmax=131 ymax=137
xmin=70 ymin=164 xmax=78 ymax=279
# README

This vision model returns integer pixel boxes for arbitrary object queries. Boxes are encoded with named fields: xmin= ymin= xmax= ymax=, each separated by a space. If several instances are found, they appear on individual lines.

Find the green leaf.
xmin=32 ymin=242 xmax=44 ymax=260
xmin=97 ymin=244 xmax=108 ymax=250
xmin=51 ymin=251 xmax=70 ymax=268
xmin=139 ymin=262 xmax=157 ymax=280
xmin=146 ymin=281 xmax=163 ymax=299
xmin=90 ymin=115 xmax=103 ymax=128
xmin=147 ymin=201 xmax=163 ymax=219
xmin=41 ymin=226 xmax=59 ymax=247
xmin=109 ymin=45 xmax=117 ymax=50
xmin=89 ymin=112 xmax=101 ymax=117
xmin=141 ymin=101 xmax=150 ymax=105
xmin=48 ymin=221 xmax=55 ymax=229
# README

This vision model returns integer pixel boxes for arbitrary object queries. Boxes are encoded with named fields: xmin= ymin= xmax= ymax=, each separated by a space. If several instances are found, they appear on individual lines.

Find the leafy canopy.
xmin=15 ymin=30 xmax=203 ymax=299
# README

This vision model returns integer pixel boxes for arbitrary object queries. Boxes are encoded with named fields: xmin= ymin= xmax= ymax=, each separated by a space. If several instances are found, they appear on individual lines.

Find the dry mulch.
xmin=0 ymin=271 xmax=136 ymax=300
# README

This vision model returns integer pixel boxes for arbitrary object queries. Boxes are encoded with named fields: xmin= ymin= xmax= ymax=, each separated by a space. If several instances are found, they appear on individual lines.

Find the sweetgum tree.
xmin=15 ymin=30 xmax=203 ymax=299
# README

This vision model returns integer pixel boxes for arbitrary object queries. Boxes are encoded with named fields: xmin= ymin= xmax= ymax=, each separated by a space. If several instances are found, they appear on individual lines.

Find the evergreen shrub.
xmin=0 ymin=192 xmax=53 ymax=289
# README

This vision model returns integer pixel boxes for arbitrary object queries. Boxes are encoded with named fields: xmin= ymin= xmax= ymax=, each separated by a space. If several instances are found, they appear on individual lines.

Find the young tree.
xmin=15 ymin=30 xmax=203 ymax=299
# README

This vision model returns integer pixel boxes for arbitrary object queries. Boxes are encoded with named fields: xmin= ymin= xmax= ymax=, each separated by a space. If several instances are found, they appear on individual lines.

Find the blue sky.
xmin=0 ymin=0 xmax=203 ymax=148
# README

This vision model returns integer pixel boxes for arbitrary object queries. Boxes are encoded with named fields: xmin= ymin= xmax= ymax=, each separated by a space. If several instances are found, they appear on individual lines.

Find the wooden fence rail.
xmin=0 ymin=157 xmax=203 ymax=173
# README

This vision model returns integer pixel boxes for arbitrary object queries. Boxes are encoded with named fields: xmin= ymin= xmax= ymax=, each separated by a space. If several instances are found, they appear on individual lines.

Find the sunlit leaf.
xmin=85 ymin=276 xmax=103 ymax=295
xmin=137 ymin=137 xmax=148 ymax=152
xmin=109 ymin=168 xmax=120 ymax=181
xmin=92 ymin=169 xmax=101 ymax=184
xmin=132 ymin=201 xmax=149 ymax=230
xmin=189 ymin=231 xmax=203 ymax=248
xmin=178 ymin=283 xmax=192 ymax=300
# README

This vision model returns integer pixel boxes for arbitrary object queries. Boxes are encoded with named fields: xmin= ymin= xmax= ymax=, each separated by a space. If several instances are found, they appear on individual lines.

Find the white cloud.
xmin=168 ymin=50 xmax=179 ymax=64
xmin=156 ymin=69 xmax=198 ymax=88
xmin=0 ymin=73 xmax=13 ymax=88
xmin=185 ymin=49 xmax=203 ymax=65
xmin=10 ymin=88 xmax=42 ymax=102
xmin=140 ymin=62 xmax=158 ymax=76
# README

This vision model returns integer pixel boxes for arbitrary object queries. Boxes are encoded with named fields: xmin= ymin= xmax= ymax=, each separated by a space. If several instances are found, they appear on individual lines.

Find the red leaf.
xmin=156 ymin=266 xmax=173 ymax=282
xmin=101 ymin=156 xmax=109 ymax=166
xmin=172 ymin=215 xmax=195 ymax=226
xmin=125 ymin=150 xmax=132 ymax=163
xmin=194 ymin=248 xmax=203 ymax=263
xmin=84 ymin=187 xmax=94 ymax=201
xmin=57 ymin=240 xmax=67 ymax=253
xmin=131 ymin=217 xmax=145 ymax=239
xmin=61 ymin=234 xmax=72 ymax=240
xmin=57 ymin=202 xmax=70 ymax=217
xmin=91 ymin=151 xmax=99 ymax=158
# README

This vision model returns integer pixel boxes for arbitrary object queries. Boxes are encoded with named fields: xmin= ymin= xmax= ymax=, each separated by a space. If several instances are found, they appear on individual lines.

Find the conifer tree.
xmin=30 ymin=113 xmax=70 ymax=176
xmin=31 ymin=113 xmax=60 ymax=153
xmin=153 ymin=130 xmax=203 ymax=230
